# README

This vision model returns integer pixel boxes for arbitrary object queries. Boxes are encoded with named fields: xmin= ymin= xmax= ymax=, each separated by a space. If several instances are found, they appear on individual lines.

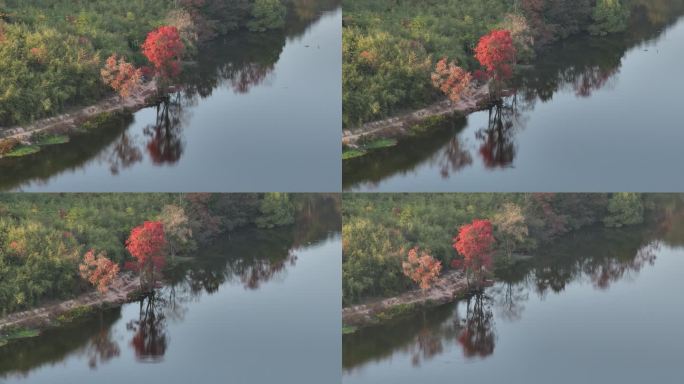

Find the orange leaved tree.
xmin=431 ymin=58 xmax=473 ymax=103
xmin=402 ymin=247 xmax=442 ymax=291
xmin=79 ymin=250 xmax=120 ymax=293
xmin=101 ymin=54 xmax=143 ymax=99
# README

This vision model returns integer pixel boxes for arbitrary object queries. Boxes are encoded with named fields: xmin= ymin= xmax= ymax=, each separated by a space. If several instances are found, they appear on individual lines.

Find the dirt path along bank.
xmin=343 ymin=271 xmax=485 ymax=329
xmin=0 ymin=273 xmax=140 ymax=333
xmin=342 ymin=84 xmax=496 ymax=148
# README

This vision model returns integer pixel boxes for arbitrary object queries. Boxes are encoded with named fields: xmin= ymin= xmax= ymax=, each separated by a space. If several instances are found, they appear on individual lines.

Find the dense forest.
xmin=342 ymin=193 xmax=678 ymax=305
xmin=0 ymin=193 xmax=311 ymax=315
xmin=342 ymin=0 xmax=684 ymax=127
xmin=0 ymin=0 xmax=298 ymax=126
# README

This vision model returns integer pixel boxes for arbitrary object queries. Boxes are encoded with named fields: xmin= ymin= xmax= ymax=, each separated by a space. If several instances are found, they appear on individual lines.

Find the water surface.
xmin=344 ymin=5 xmax=684 ymax=191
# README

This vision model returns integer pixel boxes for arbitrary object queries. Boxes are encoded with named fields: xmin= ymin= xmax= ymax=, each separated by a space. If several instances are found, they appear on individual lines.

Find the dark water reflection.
xmin=343 ymin=208 xmax=684 ymax=384
xmin=0 ymin=196 xmax=341 ymax=383
xmin=344 ymin=3 xmax=684 ymax=191
xmin=1 ymin=1 xmax=342 ymax=192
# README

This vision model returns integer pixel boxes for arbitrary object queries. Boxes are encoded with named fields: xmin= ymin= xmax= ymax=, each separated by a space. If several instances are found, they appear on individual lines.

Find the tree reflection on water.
xmin=145 ymin=94 xmax=187 ymax=166
xmin=128 ymin=294 xmax=168 ymax=362
xmin=456 ymin=294 xmax=496 ymax=359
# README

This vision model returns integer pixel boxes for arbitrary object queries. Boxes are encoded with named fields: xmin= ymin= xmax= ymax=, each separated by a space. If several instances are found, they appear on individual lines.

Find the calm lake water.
xmin=343 ymin=210 xmax=684 ymax=384
xmin=0 ymin=2 xmax=341 ymax=192
xmin=344 ymin=5 xmax=684 ymax=192
xmin=0 ymin=197 xmax=341 ymax=384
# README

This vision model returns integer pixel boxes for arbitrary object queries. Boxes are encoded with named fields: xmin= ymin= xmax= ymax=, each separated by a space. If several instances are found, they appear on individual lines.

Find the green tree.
xmin=248 ymin=0 xmax=286 ymax=32
xmin=255 ymin=193 xmax=295 ymax=229
xmin=604 ymin=193 xmax=644 ymax=227
xmin=590 ymin=0 xmax=630 ymax=35
xmin=342 ymin=218 xmax=404 ymax=304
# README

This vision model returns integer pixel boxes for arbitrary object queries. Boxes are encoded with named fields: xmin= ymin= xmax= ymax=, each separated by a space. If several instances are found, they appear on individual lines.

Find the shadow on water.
xmin=0 ymin=113 xmax=134 ymax=190
xmin=343 ymin=116 xmax=470 ymax=190
xmin=0 ymin=195 xmax=341 ymax=380
xmin=0 ymin=309 xmax=123 ymax=377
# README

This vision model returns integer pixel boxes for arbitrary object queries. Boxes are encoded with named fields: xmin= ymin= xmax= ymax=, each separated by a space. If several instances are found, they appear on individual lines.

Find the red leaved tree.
xmin=452 ymin=219 xmax=495 ymax=287
xmin=402 ymin=247 xmax=442 ymax=291
xmin=125 ymin=221 xmax=166 ymax=291
xmin=474 ymin=30 xmax=517 ymax=85
xmin=431 ymin=58 xmax=473 ymax=103
xmin=79 ymin=250 xmax=120 ymax=293
xmin=101 ymin=54 xmax=143 ymax=99
xmin=141 ymin=26 xmax=185 ymax=82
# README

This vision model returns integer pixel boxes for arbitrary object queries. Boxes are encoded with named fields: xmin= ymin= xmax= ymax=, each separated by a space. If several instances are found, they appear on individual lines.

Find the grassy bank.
xmin=343 ymin=138 xmax=397 ymax=159
xmin=0 ymin=134 xmax=71 ymax=159
xmin=0 ymin=109 xmax=136 ymax=159
xmin=0 ymin=328 xmax=39 ymax=347
xmin=0 ymin=290 xmax=135 ymax=350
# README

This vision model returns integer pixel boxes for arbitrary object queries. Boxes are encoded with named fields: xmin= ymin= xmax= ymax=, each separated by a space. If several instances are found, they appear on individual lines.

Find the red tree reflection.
xmin=128 ymin=295 xmax=168 ymax=362
xmin=476 ymin=98 xmax=526 ymax=169
xmin=145 ymin=94 xmax=186 ymax=165
xmin=457 ymin=294 xmax=496 ymax=359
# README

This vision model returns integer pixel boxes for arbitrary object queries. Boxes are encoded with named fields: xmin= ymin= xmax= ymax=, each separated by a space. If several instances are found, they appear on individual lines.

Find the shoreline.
xmin=340 ymin=21 xmax=628 ymax=160
xmin=342 ymin=270 xmax=489 ymax=331
xmin=342 ymin=84 xmax=503 ymax=159
xmin=0 ymin=273 xmax=141 ymax=343
xmin=0 ymin=81 xmax=158 ymax=160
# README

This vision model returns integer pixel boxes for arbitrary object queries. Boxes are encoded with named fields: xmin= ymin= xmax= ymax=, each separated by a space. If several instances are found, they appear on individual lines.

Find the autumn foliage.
xmin=79 ymin=250 xmax=120 ymax=293
xmin=142 ymin=26 xmax=185 ymax=80
xmin=452 ymin=219 xmax=495 ymax=285
xmin=125 ymin=221 xmax=166 ymax=290
xmin=101 ymin=54 xmax=143 ymax=99
xmin=474 ymin=29 xmax=517 ymax=81
xmin=431 ymin=58 xmax=473 ymax=103
xmin=402 ymin=247 xmax=442 ymax=291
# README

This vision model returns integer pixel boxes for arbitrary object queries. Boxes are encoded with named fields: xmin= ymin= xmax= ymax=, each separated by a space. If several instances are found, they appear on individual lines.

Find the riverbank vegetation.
xmin=0 ymin=193 xmax=307 ymax=315
xmin=342 ymin=193 xmax=663 ymax=305
xmin=0 ymin=0 xmax=295 ymax=126
xmin=342 ymin=0 xmax=677 ymax=128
